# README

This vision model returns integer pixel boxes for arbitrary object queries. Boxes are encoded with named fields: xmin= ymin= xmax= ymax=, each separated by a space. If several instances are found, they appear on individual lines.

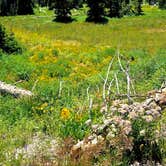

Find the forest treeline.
xmin=0 ymin=0 xmax=166 ymax=22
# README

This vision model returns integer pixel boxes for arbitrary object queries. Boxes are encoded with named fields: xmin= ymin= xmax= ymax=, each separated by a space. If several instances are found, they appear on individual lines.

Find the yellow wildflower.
xmin=50 ymin=107 xmax=54 ymax=111
xmin=40 ymin=103 xmax=48 ymax=110
xmin=61 ymin=108 xmax=70 ymax=120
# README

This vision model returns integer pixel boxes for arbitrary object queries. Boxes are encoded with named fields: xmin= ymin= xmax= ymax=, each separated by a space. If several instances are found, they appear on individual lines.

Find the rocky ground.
xmin=10 ymin=85 xmax=166 ymax=165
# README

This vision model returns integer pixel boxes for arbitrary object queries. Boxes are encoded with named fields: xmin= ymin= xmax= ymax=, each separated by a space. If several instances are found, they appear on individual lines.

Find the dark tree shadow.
xmin=86 ymin=17 xmax=108 ymax=24
xmin=53 ymin=16 xmax=75 ymax=23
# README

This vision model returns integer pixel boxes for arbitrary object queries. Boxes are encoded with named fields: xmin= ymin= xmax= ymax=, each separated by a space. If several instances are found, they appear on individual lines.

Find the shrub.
xmin=133 ymin=0 xmax=143 ymax=15
xmin=0 ymin=24 xmax=22 ymax=54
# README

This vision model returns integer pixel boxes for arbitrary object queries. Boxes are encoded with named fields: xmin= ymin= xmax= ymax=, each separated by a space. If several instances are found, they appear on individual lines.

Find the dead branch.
xmin=0 ymin=81 xmax=33 ymax=98
xmin=114 ymin=73 xmax=120 ymax=95
xmin=117 ymin=52 xmax=133 ymax=103
xmin=103 ymin=56 xmax=115 ymax=109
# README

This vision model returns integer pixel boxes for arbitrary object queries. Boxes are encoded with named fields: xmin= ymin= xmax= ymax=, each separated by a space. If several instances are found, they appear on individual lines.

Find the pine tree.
xmin=0 ymin=0 xmax=34 ymax=16
xmin=0 ymin=0 xmax=18 ymax=16
xmin=17 ymin=0 xmax=34 ymax=15
xmin=159 ymin=0 xmax=166 ymax=9
xmin=0 ymin=0 xmax=8 ymax=16
xmin=108 ymin=0 xmax=122 ymax=18
xmin=54 ymin=0 xmax=74 ymax=22
xmin=0 ymin=24 xmax=22 ymax=54
xmin=86 ymin=0 xmax=106 ymax=22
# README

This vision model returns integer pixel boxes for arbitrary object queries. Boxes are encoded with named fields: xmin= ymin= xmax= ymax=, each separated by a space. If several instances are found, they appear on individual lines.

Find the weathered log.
xmin=0 ymin=81 xmax=33 ymax=97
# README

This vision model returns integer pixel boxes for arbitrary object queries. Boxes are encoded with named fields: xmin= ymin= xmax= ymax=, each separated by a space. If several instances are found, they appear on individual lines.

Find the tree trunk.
xmin=0 ymin=81 xmax=33 ymax=97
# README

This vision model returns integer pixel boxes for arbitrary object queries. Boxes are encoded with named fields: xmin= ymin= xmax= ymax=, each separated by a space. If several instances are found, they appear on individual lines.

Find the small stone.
xmin=132 ymin=102 xmax=140 ymax=107
xmin=96 ymin=125 xmax=107 ymax=134
xmin=112 ymin=100 xmax=121 ymax=106
xmin=88 ymin=135 xmax=96 ymax=141
xmin=151 ymin=109 xmax=160 ymax=118
xmin=140 ymin=130 xmax=145 ymax=136
xmin=149 ymin=101 xmax=157 ymax=109
xmin=137 ymin=108 xmax=145 ymax=115
xmin=110 ymin=106 xmax=117 ymax=112
xmin=155 ymin=106 xmax=161 ymax=112
xmin=85 ymin=119 xmax=92 ymax=126
xmin=120 ymin=104 xmax=129 ymax=110
xmin=162 ymin=87 xmax=166 ymax=93
xmin=128 ymin=111 xmax=138 ymax=119
xmin=145 ymin=110 xmax=152 ymax=115
xmin=118 ymin=108 xmax=128 ymax=114
xmin=106 ymin=132 xmax=115 ymax=139
xmin=132 ymin=161 xmax=140 ymax=166
xmin=91 ymin=138 xmax=98 ymax=145
xmin=145 ymin=98 xmax=154 ymax=105
xmin=112 ymin=127 xmax=117 ymax=133
xmin=97 ymin=135 xmax=104 ymax=142
xmin=156 ymin=163 xmax=162 ymax=166
xmin=92 ymin=124 xmax=99 ymax=131
xmin=103 ymin=119 xmax=112 ymax=126
xmin=143 ymin=115 xmax=153 ymax=122
xmin=155 ymin=93 xmax=161 ymax=101
xmin=100 ymin=105 xmax=107 ymax=114
xmin=73 ymin=140 xmax=84 ymax=150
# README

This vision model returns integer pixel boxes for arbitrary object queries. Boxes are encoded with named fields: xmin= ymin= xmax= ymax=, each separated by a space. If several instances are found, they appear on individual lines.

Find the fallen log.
xmin=0 ymin=81 xmax=33 ymax=98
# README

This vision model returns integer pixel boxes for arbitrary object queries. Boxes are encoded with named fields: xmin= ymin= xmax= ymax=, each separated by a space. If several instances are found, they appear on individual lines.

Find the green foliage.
xmin=59 ymin=113 xmax=90 ymax=140
xmin=128 ymin=118 xmax=162 ymax=163
xmin=0 ymin=24 xmax=22 ymax=54
xmin=133 ymin=0 xmax=143 ymax=15
xmin=157 ymin=110 xmax=166 ymax=163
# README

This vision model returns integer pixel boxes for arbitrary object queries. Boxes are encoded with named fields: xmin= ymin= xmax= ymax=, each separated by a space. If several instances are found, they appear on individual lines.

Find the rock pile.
xmin=13 ymin=132 xmax=59 ymax=164
xmin=71 ymin=87 xmax=166 ymax=161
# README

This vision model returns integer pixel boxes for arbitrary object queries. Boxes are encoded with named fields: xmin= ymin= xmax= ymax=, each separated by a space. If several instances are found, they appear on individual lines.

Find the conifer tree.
xmin=159 ymin=0 xmax=166 ymax=9
xmin=0 ymin=24 xmax=22 ymax=54
xmin=86 ymin=0 xmax=106 ymax=22
xmin=0 ymin=0 xmax=18 ymax=16
xmin=17 ymin=0 xmax=34 ymax=15
xmin=0 ymin=0 xmax=34 ymax=16
xmin=108 ymin=0 xmax=122 ymax=18
xmin=54 ymin=0 xmax=74 ymax=22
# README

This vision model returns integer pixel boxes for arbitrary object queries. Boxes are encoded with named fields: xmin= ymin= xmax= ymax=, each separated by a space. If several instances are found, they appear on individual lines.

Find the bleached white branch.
xmin=58 ymin=81 xmax=63 ymax=98
xmin=117 ymin=52 xmax=132 ymax=103
xmin=0 ymin=81 xmax=33 ymax=97
xmin=107 ymin=78 xmax=114 ymax=96
xmin=114 ymin=73 xmax=120 ymax=95
xmin=103 ymin=56 xmax=115 ymax=103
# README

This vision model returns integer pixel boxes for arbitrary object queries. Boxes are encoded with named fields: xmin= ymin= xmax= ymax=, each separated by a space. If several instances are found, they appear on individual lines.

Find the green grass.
xmin=0 ymin=5 xmax=166 ymax=165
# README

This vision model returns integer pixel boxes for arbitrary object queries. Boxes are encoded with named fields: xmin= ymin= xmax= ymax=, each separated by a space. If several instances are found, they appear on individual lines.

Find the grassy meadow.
xmin=0 ymin=5 xmax=166 ymax=165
